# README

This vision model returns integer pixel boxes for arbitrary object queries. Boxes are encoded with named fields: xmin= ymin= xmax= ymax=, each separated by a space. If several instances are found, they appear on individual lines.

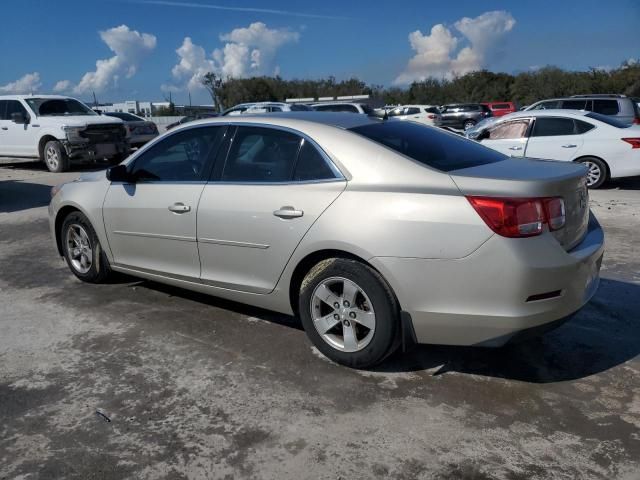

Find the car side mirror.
xmin=106 ymin=164 xmax=134 ymax=183
xmin=11 ymin=112 xmax=28 ymax=124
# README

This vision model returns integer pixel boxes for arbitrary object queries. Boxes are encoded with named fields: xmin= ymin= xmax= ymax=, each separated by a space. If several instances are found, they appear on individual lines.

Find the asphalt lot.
xmin=1 ymin=158 xmax=639 ymax=480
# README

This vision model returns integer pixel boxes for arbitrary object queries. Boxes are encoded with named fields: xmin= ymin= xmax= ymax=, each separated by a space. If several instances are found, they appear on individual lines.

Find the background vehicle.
xmin=438 ymin=103 xmax=492 ymax=130
xmin=311 ymin=102 xmax=374 ymax=114
xmin=221 ymin=103 xmax=256 ymax=116
xmin=0 ymin=94 xmax=127 ymax=172
xmin=386 ymin=105 xmax=442 ymax=126
xmin=482 ymin=102 xmax=517 ymax=117
xmin=50 ymin=112 xmax=602 ymax=368
xmin=525 ymin=94 xmax=640 ymax=125
xmin=244 ymin=102 xmax=313 ymax=113
xmin=104 ymin=111 xmax=158 ymax=148
xmin=475 ymin=109 xmax=640 ymax=188
xmin=165 ymin=113 xmax=218 ymax=131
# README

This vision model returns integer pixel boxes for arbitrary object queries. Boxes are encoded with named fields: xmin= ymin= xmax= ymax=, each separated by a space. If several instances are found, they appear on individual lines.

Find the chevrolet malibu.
xmin=49 ymin=113 xmax=604 ymax=368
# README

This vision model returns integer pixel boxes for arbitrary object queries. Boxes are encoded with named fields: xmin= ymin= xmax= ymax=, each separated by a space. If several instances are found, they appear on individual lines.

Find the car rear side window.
xmin=349 ymin=121 xmax=505 ymax=172
xmin=592 ymin=100 xmax=619 ymax=115
xmin=531 ymin=117 xmax=576 ymax=136
xmin=575 ymin=119 xmax=595 ymax=134
xmin=561 ymin=100 xmax=588 ymax=110
xmin=131 ymin=126 xmax=225 ymax=181
xmin=222 ymin=126 xmax=302 ymax=182
xmin=293 ymin=140 xmax=337 ymax=181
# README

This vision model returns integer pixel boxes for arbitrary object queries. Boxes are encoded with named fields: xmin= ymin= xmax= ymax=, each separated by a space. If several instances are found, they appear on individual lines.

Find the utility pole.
xmin=189 ymin=91 xmax=192 ymax=107
xmin=92 ymin=91 xmax=98 ymax=107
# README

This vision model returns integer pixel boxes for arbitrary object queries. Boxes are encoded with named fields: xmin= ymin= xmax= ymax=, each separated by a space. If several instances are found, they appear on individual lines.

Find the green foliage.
xmin=210 ymin=61 xmax=640 ymax=109
xmin=154 ymin=103 xmax=176 ymax=116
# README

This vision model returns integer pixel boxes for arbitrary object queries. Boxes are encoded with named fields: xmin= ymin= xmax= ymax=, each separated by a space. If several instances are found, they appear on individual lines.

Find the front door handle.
xmin=509 ymin=146 xmax=523 ymax=151
xmin=168 ymin=202 xmax=191 ymax=214
xmin=562 ymin=144 xmax=577 ymax=148
xmin=273 ymin=206 xmax=304 ymax=219
xmin=1 ymin=127 xmax=7 ymax=130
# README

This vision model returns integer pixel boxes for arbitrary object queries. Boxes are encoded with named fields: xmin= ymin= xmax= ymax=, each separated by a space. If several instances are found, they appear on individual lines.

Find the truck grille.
xmin=80 ymin=124 xmax=126 ymax=143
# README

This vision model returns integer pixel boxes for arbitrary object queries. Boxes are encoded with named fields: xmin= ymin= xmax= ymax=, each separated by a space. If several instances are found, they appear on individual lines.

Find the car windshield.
xmin=585 ymin=112 xmax=630 ymax=128
xmin=105 ymin=112 xmax=142 ymax=121
xmin=350 ymin=121 xmax=506 ymax=172
xmin=26 ymin=98 xmax=96 ymax=116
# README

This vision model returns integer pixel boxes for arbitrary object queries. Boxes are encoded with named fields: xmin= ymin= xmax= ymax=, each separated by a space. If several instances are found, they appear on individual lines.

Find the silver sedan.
xmin=49 ymin=113 xmax=604 ymax=367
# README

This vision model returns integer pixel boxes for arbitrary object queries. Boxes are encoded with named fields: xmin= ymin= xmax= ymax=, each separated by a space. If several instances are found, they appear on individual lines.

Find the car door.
xmin=3 ymin=100 xmax=36 ymax=156
xmin=480 ymin=119 xmax=531 ymax=157
xmin=0 ymin=101 xmax=8 ymax=150
xmin=102 ymin=125 xmax=226 ymax=279
xmin=197 ymin=125 xmax=346 ymax=294
xmin=524 ymin=117 xmax=585 ymax=161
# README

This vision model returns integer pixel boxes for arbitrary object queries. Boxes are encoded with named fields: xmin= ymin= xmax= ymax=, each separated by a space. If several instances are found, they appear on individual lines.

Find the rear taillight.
xmin=428 ymin=114 xmax=436 ymax=119
xmin=633 ymin=117 xmax=640 ymax=125
xmin=467 ymin=196 xmax=566 ymax=238
xmin=622 ymin=137 xmax=640 ymax=149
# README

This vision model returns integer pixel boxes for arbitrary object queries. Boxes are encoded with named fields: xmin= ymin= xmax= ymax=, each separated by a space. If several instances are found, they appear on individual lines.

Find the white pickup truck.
xmin=0 ymin=95 xmax=129 ymax=172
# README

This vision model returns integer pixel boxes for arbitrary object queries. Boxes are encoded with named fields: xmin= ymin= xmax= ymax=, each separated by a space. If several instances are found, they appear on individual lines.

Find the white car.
xmin=387 ymin=105 xmax=442 ymax=126
xmin=244 ymin=102 xmax=313 ymax=114
xmin=311 ymin=102 xmax=374 ymax=115
xmin=475 ymin=109 xmax=640 ymax=188
xmin=0 ymin=95 xmax=128 ymax=172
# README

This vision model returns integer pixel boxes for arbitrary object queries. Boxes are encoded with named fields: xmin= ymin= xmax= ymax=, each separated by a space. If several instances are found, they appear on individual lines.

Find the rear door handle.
xmin=273 ymin=206 xmax=304 ymax=219
xmin=562 ymin=144 xmax=577 ymax=148
xmin=168 ymin=202 xmax=191 ymax=214
xmin=509 ymin=146 xmax=523 ymax=151
xmin=1 ymin=127 xmax=7 ymax=130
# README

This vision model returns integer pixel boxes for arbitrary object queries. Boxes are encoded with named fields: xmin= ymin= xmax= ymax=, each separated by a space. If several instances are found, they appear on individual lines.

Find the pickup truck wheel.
xmin=44 ymin=140 xmax=70 ymax=173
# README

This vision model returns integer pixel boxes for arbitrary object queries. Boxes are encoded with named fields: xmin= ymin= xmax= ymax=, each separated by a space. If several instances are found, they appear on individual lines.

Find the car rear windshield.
xmin=26 ymin=98 xmax=96 ymax=116
xmin=585 ymin=112 xmax=630 ymax=128
xmin=349 ymin=121 xmax=506 ymax=172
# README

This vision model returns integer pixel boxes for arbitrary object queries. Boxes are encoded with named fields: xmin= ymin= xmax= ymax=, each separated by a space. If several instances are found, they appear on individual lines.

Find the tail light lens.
xmin=622 ymin=138 xmax=640 ymax=149
xmin=428 ymin=114 xmax=436 ymax=119
xmin=467 ymin=196 xmax=566 ymax=238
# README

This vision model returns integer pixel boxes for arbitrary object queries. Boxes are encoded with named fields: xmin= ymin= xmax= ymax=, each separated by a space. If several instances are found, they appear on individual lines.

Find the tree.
xmin=201 ymin=72 xmax=225 ymax=112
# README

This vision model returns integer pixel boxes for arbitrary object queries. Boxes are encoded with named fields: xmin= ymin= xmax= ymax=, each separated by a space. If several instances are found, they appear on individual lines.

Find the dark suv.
xmin=525 ymin=94 xmax=640 ymax=125
xmin=438 ymin=104 xmax=492 ymax=130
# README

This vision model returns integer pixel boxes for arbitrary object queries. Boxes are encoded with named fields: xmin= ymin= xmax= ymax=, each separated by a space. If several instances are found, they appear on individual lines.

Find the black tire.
xmin=298 ymin=258 xmax=399 ymax=368
xmin=463 ymin=119 xmax=476 ymax=130
xmin=579 ymin=157 xmax=608 ymax=189
xmin=43 ymin=140 xmax=70 ymax=173
xmin=61 ymin=211 xmax=112 ymax=283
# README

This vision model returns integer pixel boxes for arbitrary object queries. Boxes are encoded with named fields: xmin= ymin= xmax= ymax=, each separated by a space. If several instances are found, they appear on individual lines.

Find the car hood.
xmin=76 ymin=169 xmax=108 ymax=183
xmin=39 ymin=115 xmax=124 ymax=127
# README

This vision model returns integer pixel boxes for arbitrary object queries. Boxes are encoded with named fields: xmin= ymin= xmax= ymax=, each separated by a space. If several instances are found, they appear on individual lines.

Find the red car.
xmin=482 ymin=102 xmax=516 ymax=117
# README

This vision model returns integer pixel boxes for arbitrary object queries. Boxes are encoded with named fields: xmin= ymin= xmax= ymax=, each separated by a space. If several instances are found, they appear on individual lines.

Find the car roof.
xmin=0 ymin=94 xmax=76 ymax=100
xmin=311 ymin=101 xmax=365 ymax=106
xmin=498 ymin=109 xmax=591 ymax=121
xmin=179 ymin=111 xmax=380 ymax=130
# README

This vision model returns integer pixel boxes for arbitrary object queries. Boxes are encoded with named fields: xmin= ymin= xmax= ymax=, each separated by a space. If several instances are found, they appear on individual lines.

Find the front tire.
xmin=61 ymin=212 xmax=112 ymax=283
xmin=44 ymin=140 xmax=70 ymax=173
xmin=298 ymin=258 xmax=399 ymax=368
xmin=463 ymin=119 xmax=476 ymax=130
xmin=579 ymin=157 xmax=608 ymax=189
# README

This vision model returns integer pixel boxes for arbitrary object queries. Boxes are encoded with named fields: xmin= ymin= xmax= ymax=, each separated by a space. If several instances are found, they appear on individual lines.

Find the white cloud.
xmin=164 ymin=22 xmax=299 ymax=92
xmin=58 ymin=25 xmax=156 ymax=95
xmin=394 ymin=11 xmax=515 ymax=85
xmin=0 ymin=72 xmax=42 ymax=94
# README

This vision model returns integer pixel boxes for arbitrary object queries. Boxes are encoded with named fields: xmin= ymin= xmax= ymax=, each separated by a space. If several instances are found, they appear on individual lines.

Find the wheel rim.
xmin=464 ymin=121 xmax=474 ymax=130
xmin=584 ymin=161 xmax=601 ymax=186
xmin=46 ymin=146 xmax=59 ymax=170
xmin=310 ymin=276 xmax=376 ymax=353
xmin=65 ymin=224 xmax=92 ymax=274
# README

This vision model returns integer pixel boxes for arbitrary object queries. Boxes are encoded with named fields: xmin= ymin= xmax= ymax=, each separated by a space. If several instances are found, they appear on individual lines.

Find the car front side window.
xmin=130 ymin=126 xmax=224 ymax=181
xmin=488 ymin=120 xmax=530 ymax=140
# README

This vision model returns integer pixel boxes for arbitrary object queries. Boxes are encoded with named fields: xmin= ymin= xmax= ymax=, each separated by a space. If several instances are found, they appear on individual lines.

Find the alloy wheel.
xmin=65 ymin=224 xmax=93 ymax=274
xmin=585 ymin=161 xmax=601 ymax=187
xmin=310 ymin=276 xmax=376 ymax=353
xmin=46 ymin=146 xmax=59 ymax=170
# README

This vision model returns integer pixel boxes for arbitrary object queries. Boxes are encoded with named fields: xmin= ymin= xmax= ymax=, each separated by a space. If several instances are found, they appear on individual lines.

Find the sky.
xmin=0 ymin=0 xmax=638 ymax=105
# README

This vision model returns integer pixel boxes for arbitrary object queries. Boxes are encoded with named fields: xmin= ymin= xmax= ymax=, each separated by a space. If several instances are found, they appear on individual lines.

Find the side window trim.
xmin=209 ymin=123 xmax=344 ymax=184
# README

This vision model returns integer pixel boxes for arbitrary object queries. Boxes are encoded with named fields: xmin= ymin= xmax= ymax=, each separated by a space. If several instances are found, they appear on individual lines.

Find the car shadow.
xmin=0 ymin=180 xmax=53 ymax=213
xmin=134 ymin=277 xmax=638 ymax=384
xmin=602 ymin=176 xmax=640 ymax=191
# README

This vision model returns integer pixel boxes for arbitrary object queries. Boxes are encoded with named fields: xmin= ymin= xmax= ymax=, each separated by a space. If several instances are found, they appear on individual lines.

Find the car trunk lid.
xmin=450 ymin=158 xmax=590 ymax=250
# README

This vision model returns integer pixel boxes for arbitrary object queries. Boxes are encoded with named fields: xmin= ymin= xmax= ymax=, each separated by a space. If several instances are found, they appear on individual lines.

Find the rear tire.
xmin=463 ymin=119 xmax=476 ymax=130
xmin=579 ymin=157 xmax=607 ymax=189
xmin=44 ymin=140 xmax=70 ymax=173
xmin=61 ymin=211 xmax=112 ymax=283
xmin=298 ymin=258 xmax=399 ymax=368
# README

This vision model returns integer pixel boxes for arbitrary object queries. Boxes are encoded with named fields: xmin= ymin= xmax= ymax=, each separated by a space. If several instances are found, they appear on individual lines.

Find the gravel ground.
xmin=1 ymin=159 xmax=639 ymax=480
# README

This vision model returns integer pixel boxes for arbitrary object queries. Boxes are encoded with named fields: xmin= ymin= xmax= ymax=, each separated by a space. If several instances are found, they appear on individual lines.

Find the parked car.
xmin=311 ymin=102 xmax=374 ymax=115
xmin=165 ymin=113 xmax=218 ymax=131
xmin=244 ymin=102 xmax=313 ymax=113
xmin=221 ymin=103 xmax=256 ymax=116
xmin=103 ymin=112 xmax=158 ymax=148
xmin=525 ymin=94 xmax=640 ymax=125
xmin=50 ymin=112 xmax=603 ymax=368
xmin=0 ymin=95 xmax=128 ymax=172
xmin=438 ymin=103 xmax=492 ymax=130
xmin=386 ymin=105 xmax=442 ymax=126
xmin=473 ymin=109 xmax=640 ymax=188
xmin=482 ymin=102 xmax=517 ymax=117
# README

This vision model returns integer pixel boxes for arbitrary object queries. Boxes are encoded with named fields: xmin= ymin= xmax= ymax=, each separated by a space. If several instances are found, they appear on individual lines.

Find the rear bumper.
xmin=371 ymin=213 xmax=604 ymax=347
